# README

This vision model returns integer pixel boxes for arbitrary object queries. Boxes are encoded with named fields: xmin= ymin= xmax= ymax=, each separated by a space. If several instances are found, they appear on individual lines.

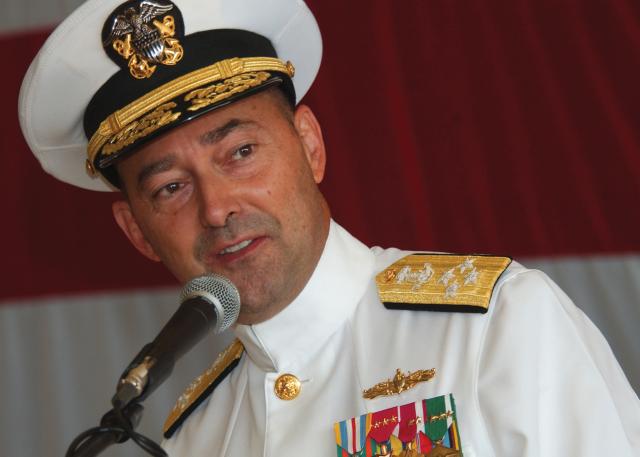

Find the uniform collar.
xmin=234 ymin=220 xmax=375 ymax=372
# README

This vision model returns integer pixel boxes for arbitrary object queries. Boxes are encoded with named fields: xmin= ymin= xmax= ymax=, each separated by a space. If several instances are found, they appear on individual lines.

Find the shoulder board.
xmin=163 ymin=339 xmax=244 ymax=439
xmin=376 ymin=254 xmax=511 ymax=313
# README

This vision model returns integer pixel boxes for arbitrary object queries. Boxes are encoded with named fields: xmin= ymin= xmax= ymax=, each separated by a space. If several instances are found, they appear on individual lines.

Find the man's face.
xmin=113 ymin=90 xmax=330 ymax=324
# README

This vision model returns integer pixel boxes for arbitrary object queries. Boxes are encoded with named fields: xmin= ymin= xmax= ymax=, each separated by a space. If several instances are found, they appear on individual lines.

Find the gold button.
xmin=274 ymin=373 xmax=301 ymax=400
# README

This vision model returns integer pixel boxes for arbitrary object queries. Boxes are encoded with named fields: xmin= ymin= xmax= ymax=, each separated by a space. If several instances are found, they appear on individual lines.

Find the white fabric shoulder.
xmin=477 ymin=268 xmax=640 ymax=455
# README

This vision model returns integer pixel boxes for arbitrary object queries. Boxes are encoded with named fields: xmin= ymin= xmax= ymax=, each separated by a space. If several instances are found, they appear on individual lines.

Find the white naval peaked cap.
xmin=19 ymin=0 xmax=322 ymax=191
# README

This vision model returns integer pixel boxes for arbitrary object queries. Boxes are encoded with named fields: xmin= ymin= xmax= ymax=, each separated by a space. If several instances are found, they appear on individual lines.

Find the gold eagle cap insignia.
xmin=363 ymin=368 xmax=436 ymax=399
xmin=104 ymin=0 xmax=184 ymax=79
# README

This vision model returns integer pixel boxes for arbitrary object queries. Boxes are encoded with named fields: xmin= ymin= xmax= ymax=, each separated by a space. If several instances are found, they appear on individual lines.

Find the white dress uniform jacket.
xmin=163 ymin=221 xmax=640 ymax=456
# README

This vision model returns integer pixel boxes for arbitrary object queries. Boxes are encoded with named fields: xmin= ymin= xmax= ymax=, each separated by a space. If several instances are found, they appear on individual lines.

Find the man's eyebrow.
xmin=199 ymin=119 xmax=257 ymax=146
xmin=136 ymin=156 xmax=176 ymax=191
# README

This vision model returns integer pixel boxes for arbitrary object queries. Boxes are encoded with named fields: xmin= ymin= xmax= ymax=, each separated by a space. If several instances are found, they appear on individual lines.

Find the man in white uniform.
xmin=19 ymin=0 xmax=640 ymax=455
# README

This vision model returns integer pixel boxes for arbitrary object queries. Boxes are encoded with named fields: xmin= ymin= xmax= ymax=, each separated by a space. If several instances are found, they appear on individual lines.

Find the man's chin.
xmin=232 ymin=287 xmax=289 ymax=325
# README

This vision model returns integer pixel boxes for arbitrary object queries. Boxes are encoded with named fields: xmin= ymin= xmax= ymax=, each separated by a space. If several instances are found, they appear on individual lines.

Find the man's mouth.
xmin=219 ymin=239 xmax=255 ymax=255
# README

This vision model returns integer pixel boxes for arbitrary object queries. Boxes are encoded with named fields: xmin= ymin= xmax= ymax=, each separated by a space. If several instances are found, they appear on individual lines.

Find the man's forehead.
xmin=132 ymin=117 xmax=259 ymax=166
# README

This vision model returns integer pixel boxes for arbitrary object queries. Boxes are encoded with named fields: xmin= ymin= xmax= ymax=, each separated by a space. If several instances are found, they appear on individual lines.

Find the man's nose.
xmin=196 ymin=178 xmax=240 ymax=228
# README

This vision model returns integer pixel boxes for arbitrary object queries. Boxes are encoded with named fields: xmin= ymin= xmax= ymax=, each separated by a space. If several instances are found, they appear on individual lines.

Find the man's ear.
xmin=112 ymin=200 xmax=162 ymax=262
xmin=293 ymin=104 xmax=326 ymax=184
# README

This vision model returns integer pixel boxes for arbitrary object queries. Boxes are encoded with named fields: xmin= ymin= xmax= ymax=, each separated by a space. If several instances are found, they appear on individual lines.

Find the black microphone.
xmin=112 ymin=274 xmax=241 ymax=409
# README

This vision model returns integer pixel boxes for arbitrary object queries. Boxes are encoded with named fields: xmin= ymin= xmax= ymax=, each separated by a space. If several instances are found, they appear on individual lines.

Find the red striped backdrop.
xmin=2 ymin=0 xmax=640 ymax=300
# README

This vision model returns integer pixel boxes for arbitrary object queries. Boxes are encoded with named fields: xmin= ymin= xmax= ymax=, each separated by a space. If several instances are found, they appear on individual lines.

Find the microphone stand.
xmin=66 ymin=274 xmax=239 ymax=456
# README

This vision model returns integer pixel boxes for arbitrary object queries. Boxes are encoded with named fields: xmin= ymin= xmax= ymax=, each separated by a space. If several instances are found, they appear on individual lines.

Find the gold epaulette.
xmin=376 ymin=254 xmax=511 ymax=313
xmin=163 ymin=339 xmax=244 ymax=439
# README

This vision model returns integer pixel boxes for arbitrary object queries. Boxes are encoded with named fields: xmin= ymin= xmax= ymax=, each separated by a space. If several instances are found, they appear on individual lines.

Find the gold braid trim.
xmin=163 ymin=339 xmax=244 ymax=435
xmin=87 ymin=57 xmax=294 ymax=169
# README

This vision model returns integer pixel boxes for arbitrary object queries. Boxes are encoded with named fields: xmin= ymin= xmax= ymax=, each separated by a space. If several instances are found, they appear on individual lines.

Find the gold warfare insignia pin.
xmin=377 ymin=254 xmax=511 ymax=313
xmin=363 ymin=368 xmax=436 ymax=400
xmin=103 ymin=0 xmax=185 ymax=79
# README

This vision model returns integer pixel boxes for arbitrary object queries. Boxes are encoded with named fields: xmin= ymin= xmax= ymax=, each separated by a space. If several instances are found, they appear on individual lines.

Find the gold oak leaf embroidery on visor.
xmin=102 ymin=102 xmax=181 ymax=156
xmin=184 ymin=71 xmax=271 ymax=112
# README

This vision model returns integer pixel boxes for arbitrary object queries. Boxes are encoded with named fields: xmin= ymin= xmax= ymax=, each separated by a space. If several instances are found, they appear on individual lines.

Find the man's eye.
xmin=230 ymin=144 xmax=254 ymax=161
xmin=165 ymin=182 xmax=181 ymax=193
xmin=154 ymin=182 xmax=183 ymax=199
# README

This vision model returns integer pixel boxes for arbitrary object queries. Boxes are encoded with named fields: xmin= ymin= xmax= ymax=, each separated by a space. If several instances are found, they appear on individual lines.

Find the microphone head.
xmin=180 ymin=274 xmax=241 ymax=334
